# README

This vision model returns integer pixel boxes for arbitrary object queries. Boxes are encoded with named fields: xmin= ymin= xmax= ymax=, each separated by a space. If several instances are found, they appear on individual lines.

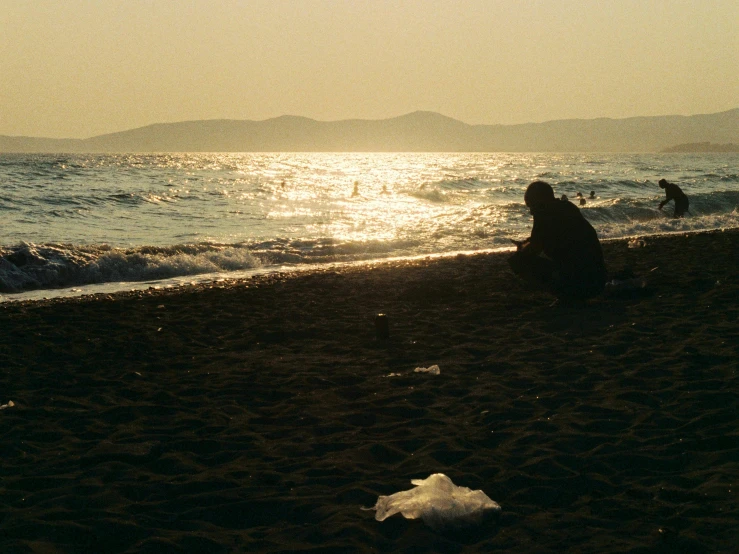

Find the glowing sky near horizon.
xmin=1 ymin=0 xmax=737 ymax=138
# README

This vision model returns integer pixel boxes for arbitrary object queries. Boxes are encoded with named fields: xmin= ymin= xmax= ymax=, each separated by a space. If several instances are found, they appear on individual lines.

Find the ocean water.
xmin=1 ymin=152 xmax=737 ymax=301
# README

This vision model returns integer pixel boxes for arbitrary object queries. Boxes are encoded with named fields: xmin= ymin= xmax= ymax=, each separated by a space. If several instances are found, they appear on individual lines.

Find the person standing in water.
xmin=658 ymin=179 xmax=689 ymax=218
xmin=509 ymin=181 xmax=607 ymax=301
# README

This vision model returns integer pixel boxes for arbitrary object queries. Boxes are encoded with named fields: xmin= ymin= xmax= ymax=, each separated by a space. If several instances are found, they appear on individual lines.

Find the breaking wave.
xmin=0 ymin=238 xmax=432 ymax=294
xmin=0 ymin=243 xmax=261 ymax=293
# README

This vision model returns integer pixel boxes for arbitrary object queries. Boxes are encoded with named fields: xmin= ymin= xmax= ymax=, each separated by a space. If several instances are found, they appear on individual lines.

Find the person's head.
xmin=589 ymin=190 xmax=595 ymax=198
xmin=658 ymin=179 xmax=668 ymax=189
xmin=524 ymin=181 xmax=555 ymax=213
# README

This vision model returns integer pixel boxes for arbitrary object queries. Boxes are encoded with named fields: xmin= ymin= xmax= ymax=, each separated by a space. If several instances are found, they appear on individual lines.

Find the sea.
xmin=1 ymin=152 xmax=737 ymax=302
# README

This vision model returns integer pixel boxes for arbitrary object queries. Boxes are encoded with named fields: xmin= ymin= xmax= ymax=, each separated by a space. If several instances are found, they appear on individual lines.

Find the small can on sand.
xmin=375 ymin=313 xmax=389 ymax=340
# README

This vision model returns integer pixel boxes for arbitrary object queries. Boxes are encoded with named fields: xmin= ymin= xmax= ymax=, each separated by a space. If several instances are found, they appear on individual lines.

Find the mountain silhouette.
xmin=2 ymin=109 xmax=737 ymax=153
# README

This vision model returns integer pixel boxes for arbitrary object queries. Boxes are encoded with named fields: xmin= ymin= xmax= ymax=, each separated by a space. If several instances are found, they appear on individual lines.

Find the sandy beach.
xmin=1 ymin=229 xmax=737 ymax=553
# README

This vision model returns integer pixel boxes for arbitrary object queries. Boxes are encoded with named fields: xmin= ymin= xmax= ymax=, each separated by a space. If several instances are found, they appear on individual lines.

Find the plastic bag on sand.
xmin=414 ymin=365 xmax=440 ymax=375
xmin=366 ymin=473 xmax=500 ymax=529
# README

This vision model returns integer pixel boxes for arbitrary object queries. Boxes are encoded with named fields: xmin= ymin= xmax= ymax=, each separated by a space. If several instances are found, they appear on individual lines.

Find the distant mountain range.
xmin=1 ymin=109 xmax=737 ymax=153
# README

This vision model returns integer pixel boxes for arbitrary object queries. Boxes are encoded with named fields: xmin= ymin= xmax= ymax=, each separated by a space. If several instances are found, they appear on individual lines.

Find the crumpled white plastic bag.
xmin=366 ymin=473 xmax=500 ymax=529
xmin=414 ymin=365 xmax=440 ymax=375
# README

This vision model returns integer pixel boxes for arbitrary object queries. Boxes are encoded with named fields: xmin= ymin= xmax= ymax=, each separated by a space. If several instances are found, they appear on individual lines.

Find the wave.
xmin=718 ymin=174 xmax=739 ymax=182
xmin=596 ymin=209 xmax=739 ymax=240
xmin=0 ymin=242 xmax=261 ymax=294
xmin=583 ymin=190 xmax=739 ymax=220
xmin=0 ymin=238 xmax=433 ymax=294
xmin=409 ymin=189 xmax=449 ymax=203
xmin=580 ymin=190 xmax=739 ymax=240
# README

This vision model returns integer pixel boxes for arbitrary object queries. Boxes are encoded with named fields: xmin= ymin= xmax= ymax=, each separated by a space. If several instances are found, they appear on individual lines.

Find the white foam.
xmin=0 ymin=242 xmax=261 ymax=294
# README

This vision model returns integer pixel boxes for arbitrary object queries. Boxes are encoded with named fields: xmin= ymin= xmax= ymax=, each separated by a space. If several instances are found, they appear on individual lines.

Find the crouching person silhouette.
xmin=509 ymin=181 xmax=607 ymax=302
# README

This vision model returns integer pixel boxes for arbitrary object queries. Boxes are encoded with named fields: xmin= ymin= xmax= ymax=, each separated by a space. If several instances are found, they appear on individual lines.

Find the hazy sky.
xmin=1 ymin=0 xmax=737 ymax=138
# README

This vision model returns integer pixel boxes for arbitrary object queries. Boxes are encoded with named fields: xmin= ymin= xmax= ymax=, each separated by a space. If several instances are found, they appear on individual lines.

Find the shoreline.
xmin=3 ymin=225 xmax=739 ymax=306
xmin=1 ymin=228 xmax=737 ymax=552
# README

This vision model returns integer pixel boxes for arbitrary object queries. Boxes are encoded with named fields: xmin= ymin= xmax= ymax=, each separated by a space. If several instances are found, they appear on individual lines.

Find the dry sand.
xmin=1 ymin=230 xmax=737 ymax=553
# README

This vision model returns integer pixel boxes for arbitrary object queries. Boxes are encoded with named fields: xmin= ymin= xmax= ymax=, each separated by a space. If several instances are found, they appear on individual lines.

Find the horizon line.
xmin=2 ymin=107 xmax=737 ymax=141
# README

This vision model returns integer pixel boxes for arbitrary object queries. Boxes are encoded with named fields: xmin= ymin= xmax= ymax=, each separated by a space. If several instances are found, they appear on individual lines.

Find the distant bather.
xmin=658 ymin=179 xmax=689 ymax=218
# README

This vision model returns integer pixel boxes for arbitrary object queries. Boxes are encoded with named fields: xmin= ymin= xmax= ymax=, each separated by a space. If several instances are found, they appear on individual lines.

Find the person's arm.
xmin=658 ymin=191 xmax=674 ymax=210
xmin=511 ymin=238 xmax=538 ymax=252
xmin=519 ymin=225 xmax=544 ymax=255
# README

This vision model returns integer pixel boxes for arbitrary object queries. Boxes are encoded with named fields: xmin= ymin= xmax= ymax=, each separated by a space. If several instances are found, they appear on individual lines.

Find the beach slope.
xmin=1 ymin=230 xmax=737 ymax=552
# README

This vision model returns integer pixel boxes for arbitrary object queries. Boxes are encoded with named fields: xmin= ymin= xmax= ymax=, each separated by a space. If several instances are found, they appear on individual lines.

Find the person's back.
xmin=533 ymin=198 xmax=604 ymax=271
xmin=531 ymin=197 xmax=606 ymax=298
xmin=509 ymin=181 xmax=606 ymax=300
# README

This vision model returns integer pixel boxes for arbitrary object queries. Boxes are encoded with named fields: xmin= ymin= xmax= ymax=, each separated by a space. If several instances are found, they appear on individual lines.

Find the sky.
xmin=1 ymin=0 xmax=737 ymax=138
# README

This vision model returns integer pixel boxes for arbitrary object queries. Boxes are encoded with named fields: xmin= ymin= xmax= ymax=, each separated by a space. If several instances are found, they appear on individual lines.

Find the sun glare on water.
xmin=260 ymin=153 xmax=481 ymax=245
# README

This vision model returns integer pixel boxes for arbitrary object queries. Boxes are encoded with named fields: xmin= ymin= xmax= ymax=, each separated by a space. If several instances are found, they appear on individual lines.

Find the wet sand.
xmin=1 ymin=230 xmax=737 ymax=553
